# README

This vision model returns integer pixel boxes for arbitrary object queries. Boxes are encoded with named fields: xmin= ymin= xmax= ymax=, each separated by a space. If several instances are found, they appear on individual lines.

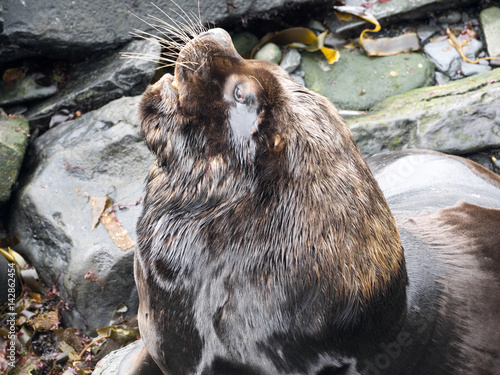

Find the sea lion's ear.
xmin=272 ymin=133 xmax=285 ymax=152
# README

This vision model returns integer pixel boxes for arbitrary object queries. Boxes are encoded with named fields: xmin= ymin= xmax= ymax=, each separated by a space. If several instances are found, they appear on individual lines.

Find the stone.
xmin=280 ymin=49 xmax=301 ymax=73
xmin=327 ymin=0 xmax=477 ymax=36
xmin=435 ymin=71 xmax=450 ymax=85
xmin=437 ymin=10 xmax=462 ymax=24
xmin=480 ymin=7 xmax=500 ymax=58
xmin=416 ymin=25 xmax=441 ymax=43
xmin=347 ymin=68 xmax=500 ymax=157
xmin=25 ymin=39 xmax=159 ymax=126
xmin=10 ymin=95 xmax=155 ymax=334
xmin=461 ymin=61 xmax=491 ymax=76
xmin=461 ymin=38 xmax=483 ymax=60
xmin=0 ymin=0 xmax=319 ymax=63
xmin=300 ymin=49 xmax=434 ymax=111
xmin=0 ymin=74 xmax=58 ymax=106
xmin=424 ymin=39 xmax=461 ymax=78
xmin=254 ymin=43 xmax=282 ymax=64
xmin=0 ymin=113 xmax=29 ymax=205
xmin=232 ymin=32 xmax=259 ymax=58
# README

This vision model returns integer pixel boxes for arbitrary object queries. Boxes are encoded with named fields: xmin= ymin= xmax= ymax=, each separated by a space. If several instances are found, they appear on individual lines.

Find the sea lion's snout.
xmin=198 ymin=28 xmax=233 ymax=47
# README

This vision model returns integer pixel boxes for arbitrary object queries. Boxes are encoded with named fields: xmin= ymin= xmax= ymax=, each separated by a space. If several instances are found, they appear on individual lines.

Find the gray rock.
xmin=25 ymin=39 xmax=159 ymax=125
xmin=417 ymin=25 xmax=441 ymax=43
xmin=0 ymin=113 xmax=29 ymax=205
xmin=435 ymin=71 xmax=450 ymax=85
xmin=0 ymin=74 xmax=58 ymax=106
xmin=461 ymin=61 xmax=491 ymax=76
xmin=328 ymin=0 xmax=477 ymax=36
xmin=254 ymin=43 xmax=282 ymax=64
xmin=437 ymin=10 xmax=462 ymax=24
xmin=10 ymin=95 xmax=155 ymax=334
xmin=424 ymin=39 xmax=461 ymax=78
xmin=461 ymin=38 xmax=483 ymax=60
xmin=280 ymin=49 xmax=301 ymax=73
xmin=301 ymin=49 xmax=434 ymax=111
xmin=290 ymin=71 xmax=305 ymax=86
xmin=480 ymin=7 xmax=500 ymax=58
xmin=0 ymin=0 xmax=318 ymax=63
xmin=347 ymin=68 xmax=500 ymax=157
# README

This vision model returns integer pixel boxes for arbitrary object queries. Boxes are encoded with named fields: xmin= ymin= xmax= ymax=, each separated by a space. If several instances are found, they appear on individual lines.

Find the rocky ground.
xmin=1 ymin=0 xmax=499 ymax=373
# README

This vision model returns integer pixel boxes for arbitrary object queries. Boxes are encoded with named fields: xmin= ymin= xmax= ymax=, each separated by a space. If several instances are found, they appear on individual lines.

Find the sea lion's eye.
xmin=234 ymin=85 xmax=245 ymax=103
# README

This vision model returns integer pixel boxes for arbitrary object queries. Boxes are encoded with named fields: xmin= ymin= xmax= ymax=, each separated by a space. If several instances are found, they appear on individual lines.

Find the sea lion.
xmin=131 ymin=26 xmax=500 ymax=375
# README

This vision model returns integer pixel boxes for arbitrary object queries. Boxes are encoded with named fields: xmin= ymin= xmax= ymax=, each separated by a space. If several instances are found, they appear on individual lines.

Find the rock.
xmin=435 ymin=71 xmax=450 ymax=85
xmin=0 ymin=0 xmax=320 ymax=63
xmin=254 ymin=43 xmax=282 ymax=64
xmin=461 ymin=38 xmax=483 ymax=60
xmin=461 ymin=61 xmax=491 ymax=76
xmin=0 ymin=74 xmax=58 ymax=106
xmin=92 ymin=340 xmax=145 ymax=375
xmin=347 ymin=68 xmax=500 ymax=157
xmin=300 ymin=49 xmax=434 ymax=111
xmin=232 ymin=32 xmax=259 ymax=58
xmin=280 ymin=49 xmax=301 ymax=73
xmin=25 ymin=39 xmax=159 ymax=126
xmin=0 ymin=113 xmax=29 ymax=205
xmin=480 ymin=7 xmax=500 ymax=58
xmin=437 ymin=10 xmax=462 ymax=24
xmin=10 ymin=95 xmax=155 ymax=334
xmin=424 ymin=39 xmax=461 ymax=78
xmin=416 ymin=25 xmax=441 ymax=43
xmin=328 ymin=0 xmax=477 ymax=36
xmin=290 ymin=71 xmax=306 ymax=86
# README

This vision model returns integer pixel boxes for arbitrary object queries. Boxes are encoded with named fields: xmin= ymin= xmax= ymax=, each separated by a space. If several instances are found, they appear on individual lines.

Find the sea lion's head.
xmin=138 ymin=28 xmax=406 ymax=328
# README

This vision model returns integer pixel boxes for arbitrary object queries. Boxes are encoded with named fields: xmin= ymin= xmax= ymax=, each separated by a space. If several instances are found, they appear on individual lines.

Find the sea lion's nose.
xmin=199 ymin=28 xmax=232 ymax=47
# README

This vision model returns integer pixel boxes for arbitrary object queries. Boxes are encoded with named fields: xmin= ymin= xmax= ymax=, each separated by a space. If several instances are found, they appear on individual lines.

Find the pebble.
xmin=437 ymin=10 xmax=462 ymax=24
xmin=461 ymin=61 xmax=491 ymax=76
xmin=417 ymin=25 xmax=441 ymax=43
xmin=232 ymin=32 xmax=259 ymax=58
xmin=435 ymin=71 xmax=451 ymax=85
xmin=280 ymin=49 xmax=301 ymax=73
xmin=424 ymin=39 xmax=461 ymax=78
xmin=254 ymin=43 xmax=282 ymax=64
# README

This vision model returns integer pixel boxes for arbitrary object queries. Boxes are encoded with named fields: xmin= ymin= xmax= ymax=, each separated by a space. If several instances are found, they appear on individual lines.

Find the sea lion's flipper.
xmin=120 ymin=340 xmax=164 ymax=375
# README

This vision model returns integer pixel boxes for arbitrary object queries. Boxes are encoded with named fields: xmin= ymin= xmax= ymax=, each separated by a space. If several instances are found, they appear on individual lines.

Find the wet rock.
xmin=0 ymin=113 xmax=29 ymax=205
xmin=254 ymin=43 xmax=282 ymax=64
xmin=461 ymin=61 xmax=491 ymax=76
xmin=10 ymin=95 xmax=154 ymax=333
xmin=0 ymin=74 xmax=58 ymax=106
xmin=480 ymin=7 xmax=500 ymax=58
xmin=232 ymin=32 xmax=259 ymax=58
xmin=424 ymin=39 xmax=461 ymax=78
xmin=417 ymin=25 xmax=441 ymax=43
xmin=437 ymin=10 xmax=462 ymax=24
xmin=0 ymin=0 xmax=320 ymax=63
xmin=435 ymin=71 xmax=451 ymax=85
xmin=280 ymin=49 xmax=301 ymax=73
xmin=301 ymin=49 xmax=434 ymax=111
xmin=328 ymin=0 xmax=477 ymax=36
xmin=25 ymin=39 xmax=159 ymax=126
xmin=347 ymin=68 xmax=500 ymax=157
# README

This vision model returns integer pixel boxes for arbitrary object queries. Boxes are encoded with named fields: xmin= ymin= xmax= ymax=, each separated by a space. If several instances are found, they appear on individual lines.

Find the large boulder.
xmin=10 ymin=96 xmax=154 ymax=334
xmin=301 ymin=49 xmax=434 ymax=111
xmin=347 ymin=68 xmax=500 ymax=157
xmin=25 ymin=39 xmax=160 ymax=125
xmin=0 ymin=0 xmax=321 ymax=63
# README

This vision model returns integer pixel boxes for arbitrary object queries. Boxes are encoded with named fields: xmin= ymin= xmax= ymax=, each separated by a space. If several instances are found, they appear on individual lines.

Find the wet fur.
xmin=133 ymin=24 xmax=500 ymax=375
